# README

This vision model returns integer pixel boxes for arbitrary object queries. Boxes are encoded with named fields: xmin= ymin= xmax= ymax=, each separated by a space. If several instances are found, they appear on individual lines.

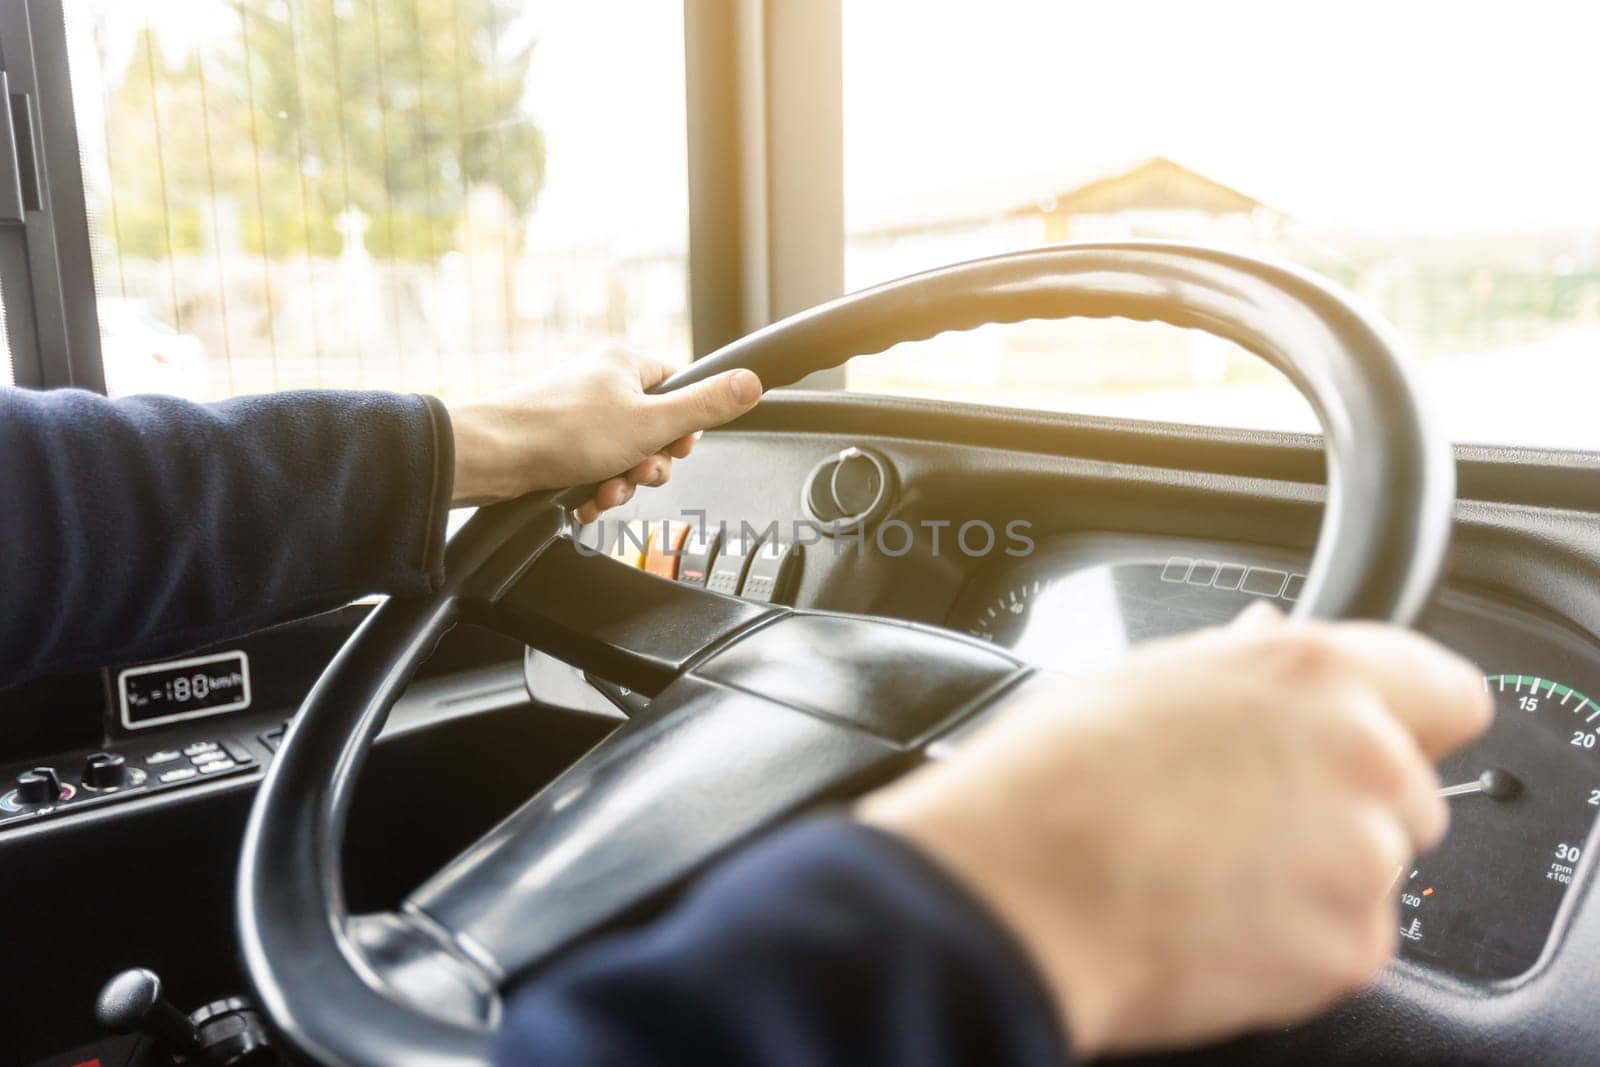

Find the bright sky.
xmin=517 ymin=1 xmax=687 ymax=252
xmin=842 ymin=0 xmax=1600 ymax=232
xmin=74 ymin=1 xmax=1600 ymax=239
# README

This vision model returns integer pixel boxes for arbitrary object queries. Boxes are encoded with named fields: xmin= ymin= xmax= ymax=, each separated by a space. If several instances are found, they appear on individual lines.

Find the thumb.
xmin=648 ymin=368 xmax=763 ymax=442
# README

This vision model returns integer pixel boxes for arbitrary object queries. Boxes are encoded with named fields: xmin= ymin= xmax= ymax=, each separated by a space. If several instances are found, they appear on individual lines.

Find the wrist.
xmin=857 ymin=742 xmax=1126 ymax=1058
xmin=447 ymin=401 xmax=516 ymax=506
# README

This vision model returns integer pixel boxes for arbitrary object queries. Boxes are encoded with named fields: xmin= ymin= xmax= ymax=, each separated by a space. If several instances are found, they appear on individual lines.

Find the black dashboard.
xmin=11 ymin=391 xmax=1600 ymax=1063
xmin=531 ymin=392 xmax=1600 ymax=1063
xmin=549 ymin=515 xmax=1600 ymax=991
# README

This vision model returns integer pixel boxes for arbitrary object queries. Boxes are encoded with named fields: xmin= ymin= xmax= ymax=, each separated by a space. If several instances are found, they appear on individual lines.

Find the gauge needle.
xmin=1438 ymin=767 xmax=1522 ymax=801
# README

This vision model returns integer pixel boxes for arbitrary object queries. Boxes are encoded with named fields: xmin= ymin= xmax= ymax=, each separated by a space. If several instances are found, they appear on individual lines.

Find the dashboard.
xmin=532 ymin=397 xmax=1600 ymax=1046
xmin=11 ymin=390 xmax=1600 ymax=1063
xmin=535 ymin=495 xmax=1600 ymax=993
xmin=947 ymin=533 xmax=1600 ymax=984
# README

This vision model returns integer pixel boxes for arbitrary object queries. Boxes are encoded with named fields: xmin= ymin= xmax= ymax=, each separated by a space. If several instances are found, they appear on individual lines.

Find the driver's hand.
xmin=445 ymin=344 xmax=763 ymax=518
xmin=858 ymin=603 xmax=1491 ymax=1059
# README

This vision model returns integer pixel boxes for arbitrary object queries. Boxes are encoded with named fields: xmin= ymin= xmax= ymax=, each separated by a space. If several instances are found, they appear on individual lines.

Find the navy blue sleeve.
xmin=493 ymin=815 xmax=1071 ymax=1067
xmin=0 ymin=387 xmax=453 ymax=688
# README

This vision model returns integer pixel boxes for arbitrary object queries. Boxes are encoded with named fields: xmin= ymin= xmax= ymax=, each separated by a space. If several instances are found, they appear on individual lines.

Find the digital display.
xmin=118 ymin=650 xmax=252 ymax=729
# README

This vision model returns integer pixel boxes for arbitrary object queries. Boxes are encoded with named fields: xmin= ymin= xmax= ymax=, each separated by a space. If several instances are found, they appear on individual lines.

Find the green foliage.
xmin=105 ymin=0 xmax=544 ymax=261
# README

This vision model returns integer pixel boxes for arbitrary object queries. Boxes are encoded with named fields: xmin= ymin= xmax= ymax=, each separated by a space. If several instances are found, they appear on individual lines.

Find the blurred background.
xmin=63 ymin=0 xmax=1600 ymax=446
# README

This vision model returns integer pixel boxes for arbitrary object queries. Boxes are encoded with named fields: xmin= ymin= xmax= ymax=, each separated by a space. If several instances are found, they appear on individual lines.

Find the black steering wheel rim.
xmin=238 ymin=241 xmax=1454 ymax=1065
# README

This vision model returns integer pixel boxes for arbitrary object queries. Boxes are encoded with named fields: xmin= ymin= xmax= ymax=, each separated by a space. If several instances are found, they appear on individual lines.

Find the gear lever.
xmin=95 ymin=968 xmax=204 ymax=1056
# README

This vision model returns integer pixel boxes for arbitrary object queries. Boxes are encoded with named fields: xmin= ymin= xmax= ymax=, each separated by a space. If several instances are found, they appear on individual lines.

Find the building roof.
xmin=849 ymin=155 xmax=1279 ymax=241
xmin=1022 ymin=156 xmax=1270 ymax=218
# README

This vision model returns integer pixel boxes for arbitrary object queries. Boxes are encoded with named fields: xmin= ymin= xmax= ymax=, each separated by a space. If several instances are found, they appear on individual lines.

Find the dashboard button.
xmin=677 ymin=527 xmax=721 ymax=587
xmin=196 ymin=759 xmax=237 ymax=774
xmin=147 ymin=749 xmax=182 ymax=765
xmin=158 ymin=768 xmax=198 ymax=784
xmin=182 ymin=741 xmax=219 ymax=757
xmin=741 ymin=539 xmax=800 ymax=604
xmin=608 ymin=520 xmax=650 ymax=568
xmin=706 ymin=534 xmax=756 ymax=596
xmin=644 ymin=520 xmax=691 ymax=579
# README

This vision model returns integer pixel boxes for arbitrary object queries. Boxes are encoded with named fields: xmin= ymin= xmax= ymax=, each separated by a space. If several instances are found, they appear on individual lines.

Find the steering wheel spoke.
xmin=401 ymin=610 xmax=1027 ymax=984
xmin=483 ymin=534 xmax=777 ymax=696
xmin=403 ymin=674 xmax=911 ymax=985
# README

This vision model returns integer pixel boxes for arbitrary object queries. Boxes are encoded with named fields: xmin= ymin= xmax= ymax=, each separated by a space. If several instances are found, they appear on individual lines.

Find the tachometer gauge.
xmin=1400 ymin=674 xmax=1600 ymax=979
xmin=950 ymin=538 xmax=1600 ymax=981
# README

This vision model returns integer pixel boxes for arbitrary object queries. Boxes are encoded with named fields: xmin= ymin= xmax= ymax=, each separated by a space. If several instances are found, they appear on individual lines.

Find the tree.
xmin=105 ymin=0 xmax=545 ymax=261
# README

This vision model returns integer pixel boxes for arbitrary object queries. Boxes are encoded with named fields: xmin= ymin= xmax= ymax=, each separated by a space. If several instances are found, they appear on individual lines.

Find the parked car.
xmin=97 ymin=297 xmax=210 ymax=400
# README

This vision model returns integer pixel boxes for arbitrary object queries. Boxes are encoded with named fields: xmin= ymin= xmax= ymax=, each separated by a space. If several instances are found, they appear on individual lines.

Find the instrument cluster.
xmin=949 ymin=533 xmax=1600 ymax=983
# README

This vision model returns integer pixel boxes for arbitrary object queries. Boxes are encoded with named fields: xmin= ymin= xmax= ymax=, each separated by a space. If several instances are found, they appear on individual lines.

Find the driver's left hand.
xmin=445 ymin=344 xmax=763 ymax=520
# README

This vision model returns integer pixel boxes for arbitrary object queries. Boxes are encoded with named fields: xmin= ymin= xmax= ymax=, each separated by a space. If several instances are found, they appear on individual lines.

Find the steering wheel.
xmin=237 ymin=242 xmax=1454 ymax=1065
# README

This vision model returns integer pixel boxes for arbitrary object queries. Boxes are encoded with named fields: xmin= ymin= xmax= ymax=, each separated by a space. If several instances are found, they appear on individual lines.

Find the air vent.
xmin=802 ymin=447 xmax=895 ymax=534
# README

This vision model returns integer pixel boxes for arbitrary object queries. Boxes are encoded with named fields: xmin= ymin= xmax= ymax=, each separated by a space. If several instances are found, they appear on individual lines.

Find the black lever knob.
xmin=16 ymin=767 xmax=62 ymax=806
xmin=95 ymin=967 xmax=203 ymax=1055
xmin=83 ymin=752 xmax=128 ymax=790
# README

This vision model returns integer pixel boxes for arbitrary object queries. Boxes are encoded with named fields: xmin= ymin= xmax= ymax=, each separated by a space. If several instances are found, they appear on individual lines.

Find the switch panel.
xmin=0 ymin=734 xmax=256 ymax=829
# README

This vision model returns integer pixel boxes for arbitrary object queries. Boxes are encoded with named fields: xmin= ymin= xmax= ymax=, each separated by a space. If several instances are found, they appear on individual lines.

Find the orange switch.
xmin=644 ymin=520 xmax=691 ymax=578
xmin=607 ymin=520 xmax=650 ymax=569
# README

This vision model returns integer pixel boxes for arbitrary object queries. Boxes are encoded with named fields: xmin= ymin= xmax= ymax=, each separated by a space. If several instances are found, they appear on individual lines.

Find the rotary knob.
xmin=16 ymin=766 xmax=63 ymax=806
xmin=82 ymin=752 xmax=128 ymax=791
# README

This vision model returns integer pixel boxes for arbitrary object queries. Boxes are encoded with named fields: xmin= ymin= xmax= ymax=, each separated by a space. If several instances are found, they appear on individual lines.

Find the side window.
xmin=65 ymin=1 xmax=689 ymax=401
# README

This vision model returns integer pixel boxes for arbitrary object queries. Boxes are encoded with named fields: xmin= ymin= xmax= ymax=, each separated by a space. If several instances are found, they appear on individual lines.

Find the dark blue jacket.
xmin=0 ymin=387 xmax=1069 ymax=1067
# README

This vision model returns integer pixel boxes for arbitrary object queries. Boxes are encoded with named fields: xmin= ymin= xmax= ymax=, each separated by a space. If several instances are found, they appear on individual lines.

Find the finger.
xmin=1312 ymin=623 xmax=1493 ymax=760
xmin=663 ymin=432 xmax=699 ymax=460
xmin=572 ymin=483 xmax=631 ymax=524
xmin=1399 ymin=758 xmax=1450 ymax=852
xmin=626 ymin=454 xmax=673 ymax=488
xmin=1231 ymin=600 xmax=1284 ymax=631
xmin=645 ymin=369 xmax=763 ymax=443
xmin=1345 ymin=802 xmax=1416 ymax=912
xmin=583 ymin=476 xmax=635 ymax=516
xmin=1336 ymin=688 xmax=1448 ymax=850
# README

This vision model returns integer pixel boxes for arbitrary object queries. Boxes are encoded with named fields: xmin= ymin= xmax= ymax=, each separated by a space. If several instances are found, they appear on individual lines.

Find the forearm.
xmin=492 ymin=815 xmax=1070 ymax=1067
xmin=0 ymin=387 xmax=454 ymax=688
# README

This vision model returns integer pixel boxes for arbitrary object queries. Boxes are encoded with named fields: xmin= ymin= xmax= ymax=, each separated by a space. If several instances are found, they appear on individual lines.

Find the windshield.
xmin=842 ymin=1 xmax=1600 ymax=448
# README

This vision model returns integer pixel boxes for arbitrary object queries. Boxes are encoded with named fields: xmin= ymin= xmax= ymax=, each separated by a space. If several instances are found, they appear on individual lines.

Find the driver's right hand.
xmin=858 ymin=602 xmax=1492 ymax=1059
